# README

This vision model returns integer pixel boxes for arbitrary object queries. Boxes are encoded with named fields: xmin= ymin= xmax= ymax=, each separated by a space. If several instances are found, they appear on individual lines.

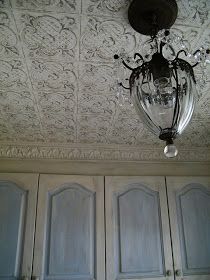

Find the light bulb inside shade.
xmin=153 ymin=77 xmax=175 ymax=108
xmin=164 ymin=143 xmax=178 ymax=158
xmin=154 ymin=77 xmax=170 ymax=89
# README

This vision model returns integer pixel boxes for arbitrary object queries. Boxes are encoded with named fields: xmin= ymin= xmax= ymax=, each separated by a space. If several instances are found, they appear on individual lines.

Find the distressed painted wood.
xmin=47 ymin=185 xmax=95 ymax=276
xmin=33 ymin=175 xmax=105 ymax=280
xmin=0 ymin=173 xmax=38 ymax=280
xmin=166 ymin=177 xmax=210 ymax=280
xmin=0 ymin=181 xmax=26 ymax=280
xmin=105 ymin=176 xmax=173 ymax=280
xmin=0 ymin=160 xmax=210 ymax=176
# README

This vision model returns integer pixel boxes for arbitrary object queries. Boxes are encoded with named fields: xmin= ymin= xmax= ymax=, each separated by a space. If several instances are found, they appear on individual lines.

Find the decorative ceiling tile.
xmin=28 ymin=60 xmax=78 ymax=92
xmin=0 ymin=128 xmax=45 ymax=143
xmin=82 ymin=0 xmax=130 ymax=18
xmin=44 ymin=129 xmax=76 ymax=143
xmin=195 ymin=87 xmax=210 ymax=119
xmin=0 ymin=10 xmax=22 ymax=60
xmin=79 ymin=62 xmax=116 ymax=95
xmin=0 ymin=0 xmax=209 ymax=161
xmin=80 ymin=15 xmax=139 ymax=62
xmin=9 ymin=130 xmax=45 ymax=143
xmin=117 ymin=104 xmax=139 ymax=117
xmin=169 ymin=25 xmax=200 ymax=51
xmin=0 ymin=91 xmax=35 ymax=113
xmin=0 ymin=60 xmax=29 ymax=91
xmin=11 ymin=0 xmax=81 ymax=13
xmin=0 ymin=109 xmax=42 ymax=143
xmin=37 ymin=91 xmax=76 ymax=113
xmin=77 ymin=115 xmax=111 ymax=143
xmin=199 ymin=100 xmax=210 ymax=118
xmin=176 ymin=22 xmax=210 ymax=53
xmin=135 ymin=128 xmax=162 ymax=147
xmin=177 ymin=120 xmax=210 ymax=147
xmin=0 ymin=0 xmax=10 ymax=8
xmin=41 ymin=112 xmax=76 ymax=131
xmin=107 ymin=114 xmax=142 ymax=145
xmin=3 ymin=110 xmax=40 ymax=128
xmin=13 ymin=11 xmax=80 ymax=61
xmin=177 ymin=0 xmax=210 ymax=26
xmin=78 ymin=93 xmax=117 ymax=116
xmin=0 ymin=116 xmax=12 ymax=137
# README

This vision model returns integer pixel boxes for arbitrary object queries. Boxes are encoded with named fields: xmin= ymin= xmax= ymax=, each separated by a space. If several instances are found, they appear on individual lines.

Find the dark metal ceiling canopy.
xmin=128 ymin=0 xmax=178 ymax=35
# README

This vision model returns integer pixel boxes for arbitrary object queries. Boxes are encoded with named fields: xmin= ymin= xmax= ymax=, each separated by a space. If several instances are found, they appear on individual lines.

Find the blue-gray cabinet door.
xmin=166 ymin=177 xmax=210 ymax=280
xmin=33 ymin=175 xmax=105 ymax=280
xmin=0 ymin=173 xmax=38 ymax=280
xmin=105 ymin=176 xmax=173 ymax=280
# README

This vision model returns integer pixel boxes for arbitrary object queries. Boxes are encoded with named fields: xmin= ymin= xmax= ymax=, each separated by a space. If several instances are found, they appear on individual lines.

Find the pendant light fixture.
xmin=114 ymin=0 xmax=209 ymax=158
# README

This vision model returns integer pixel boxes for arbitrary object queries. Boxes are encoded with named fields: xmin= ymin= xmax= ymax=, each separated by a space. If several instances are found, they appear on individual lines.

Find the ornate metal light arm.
xmin=113 ymin=0 xmax=210 ymax=158
xmin=114 ymin=27 xmax=209 ymax=158
xmin=118 ymin=81 xmax=130 ymax=90
xmin=175 ymin=48 xmax=210 ymax=68
xmin=115 ymin=30 xmax=209 ymax=90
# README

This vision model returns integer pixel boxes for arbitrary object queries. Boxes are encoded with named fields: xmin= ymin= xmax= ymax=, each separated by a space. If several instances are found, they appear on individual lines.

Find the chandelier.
xmin=114 ymin=0 xmax=209 ymax=158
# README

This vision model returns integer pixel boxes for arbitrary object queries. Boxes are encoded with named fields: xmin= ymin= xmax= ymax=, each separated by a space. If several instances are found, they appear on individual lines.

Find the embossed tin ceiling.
xmin=0 ymin=0 xmax=209 ymax=161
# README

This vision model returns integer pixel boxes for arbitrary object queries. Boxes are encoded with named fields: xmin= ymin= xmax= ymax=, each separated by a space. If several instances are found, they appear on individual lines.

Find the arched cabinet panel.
xmin=166 ymin=177 xmax=210 ymax=280
xmin=117 ymin=187 xmax=164 ymax=276
xmin=0 ymin=174 xmax=38 ymax=280
xmin=105 ymin=176 xmax=173 ymax=280
xmin=46 ymin=185 xmax=95 ymax=278
xmin=33 ymin=175 xmax=104 ymax=280
xmin=0 ymin=181 xmax=27 ymax=280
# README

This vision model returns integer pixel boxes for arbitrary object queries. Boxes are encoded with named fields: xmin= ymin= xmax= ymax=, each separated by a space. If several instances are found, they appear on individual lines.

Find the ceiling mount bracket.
xmin=128 ymin=0 xmax=178 ymax=36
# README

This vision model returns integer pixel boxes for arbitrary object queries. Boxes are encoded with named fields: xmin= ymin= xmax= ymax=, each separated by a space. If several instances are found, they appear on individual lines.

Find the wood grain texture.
xmin=0 ymin=160 xmax=210 ymax=176
xmin=117 ymin=187 xmax=164 ymax=275
xmin=0 ymin=173 xmax=38 ymax=279
xmin=105 ymin=176 xmax=174 ymax=280
xmin=166 ymin=176 xmax=210 ymax=280
xmin=47 ymin=185 xmax=95 ymax=277
xmin=33 ymin=175 xmax=105 ymax=280
xmin=0 ymin=181 xmax=26 ymax=279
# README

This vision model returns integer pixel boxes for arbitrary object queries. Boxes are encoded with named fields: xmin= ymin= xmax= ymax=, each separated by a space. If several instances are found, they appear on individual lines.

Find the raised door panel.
xmin=166 ymin=177 xmax=210 ymax=280
xmin=0 ymin=182 xmax=26 ymax=280
xmin=46 ymin=185 xmax=95 ymax=277
xmin=105 ymin=176 xmax=173 ymax=280
xmin=0 ymin=173 xmax=38 ymax=280
xmin=33 ymin=175 xmax=104 ymax=280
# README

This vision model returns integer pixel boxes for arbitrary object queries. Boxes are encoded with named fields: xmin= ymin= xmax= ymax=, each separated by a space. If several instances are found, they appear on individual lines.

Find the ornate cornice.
xmin=0 ymin=143 xmax=209 ymax=162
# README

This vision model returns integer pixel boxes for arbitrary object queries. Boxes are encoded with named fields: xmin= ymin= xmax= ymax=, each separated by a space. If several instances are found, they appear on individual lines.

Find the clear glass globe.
xmin=164 ymin=144 xmax=178 ymax=158
xmin=130 ymin=56 xmax=196 ymax=140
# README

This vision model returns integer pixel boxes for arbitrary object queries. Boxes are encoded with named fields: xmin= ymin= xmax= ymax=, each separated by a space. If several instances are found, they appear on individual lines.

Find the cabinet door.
xmin=33 ymin=175 xmax=105 ymax=280
xmin=105 ymin=176 xmax=173 ymax=280
xmin=166 ymin=177 xmax=210 ymax=280
xmin=0 ymin=173 xmax=38 ymax=280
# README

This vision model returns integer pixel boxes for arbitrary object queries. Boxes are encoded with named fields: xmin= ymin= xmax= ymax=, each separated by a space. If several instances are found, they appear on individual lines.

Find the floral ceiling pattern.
xmin=0 ymin=0 xmax=210 ymax=161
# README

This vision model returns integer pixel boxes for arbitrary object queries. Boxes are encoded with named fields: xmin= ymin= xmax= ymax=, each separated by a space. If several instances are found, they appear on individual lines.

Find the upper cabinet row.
xmin=0 ymin=174 xmax=210 ymax=280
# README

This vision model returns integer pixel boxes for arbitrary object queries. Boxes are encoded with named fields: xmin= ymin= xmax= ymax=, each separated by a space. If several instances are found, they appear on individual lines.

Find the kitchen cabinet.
xmin=105 ymin=176 xmax=173 ymax=280
xmin=0 ymin=173 xmax=38 ymax=280
xmin=0 ymin=174 xmax=210 ymax=280
xmin=167 ymin=177 xmax=210 ymax=280
xmin=32 ymin=175 xmax=105 ymax=280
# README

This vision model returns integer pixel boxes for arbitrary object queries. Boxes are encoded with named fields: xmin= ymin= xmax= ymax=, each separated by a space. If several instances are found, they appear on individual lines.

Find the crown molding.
xmin=0 ymin=143 xmax=209 ymax=162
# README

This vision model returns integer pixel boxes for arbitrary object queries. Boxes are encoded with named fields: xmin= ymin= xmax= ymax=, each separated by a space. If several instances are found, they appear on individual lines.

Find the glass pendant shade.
xmin=113 ymin=0 xmax=209 ymax=158
xmin=130 ymin=53 xmax=196 ymax=142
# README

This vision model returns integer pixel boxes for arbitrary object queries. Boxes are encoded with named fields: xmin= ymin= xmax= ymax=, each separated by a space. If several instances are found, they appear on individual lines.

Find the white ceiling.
xmin=0 ymin=0 xmax=210 ymax=161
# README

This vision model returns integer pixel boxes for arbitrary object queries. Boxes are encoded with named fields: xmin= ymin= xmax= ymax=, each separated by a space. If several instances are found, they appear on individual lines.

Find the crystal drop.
xmin=187 ymin=53 xmax=198 ymax=65
xmin=164 ymin=144 xmax=178 ymax=158
xmin=162 ymin=44 xmax=176 ymax=60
